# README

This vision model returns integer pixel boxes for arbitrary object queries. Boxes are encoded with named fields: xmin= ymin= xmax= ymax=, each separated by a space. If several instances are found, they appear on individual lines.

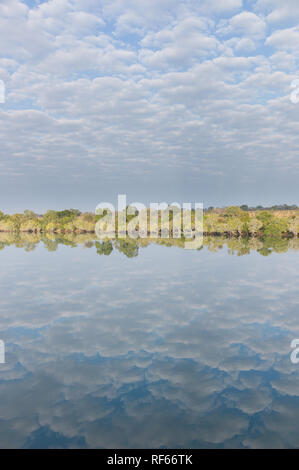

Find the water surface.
xmin=0 ymin=235 xmax=299 ymax=448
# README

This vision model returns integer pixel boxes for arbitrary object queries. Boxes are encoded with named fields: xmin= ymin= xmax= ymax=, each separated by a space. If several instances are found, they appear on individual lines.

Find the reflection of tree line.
xmin=0 ymin=232 xmax=299 ymax=257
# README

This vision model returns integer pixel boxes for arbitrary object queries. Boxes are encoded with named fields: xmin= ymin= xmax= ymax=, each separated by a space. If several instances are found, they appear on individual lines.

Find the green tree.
xmin=95 ymin=240 xmax=113 ymax=256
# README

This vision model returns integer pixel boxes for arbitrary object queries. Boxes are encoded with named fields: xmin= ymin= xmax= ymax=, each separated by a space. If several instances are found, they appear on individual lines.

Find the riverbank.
xmin=0 ymin=206 xmax=298 ymax=238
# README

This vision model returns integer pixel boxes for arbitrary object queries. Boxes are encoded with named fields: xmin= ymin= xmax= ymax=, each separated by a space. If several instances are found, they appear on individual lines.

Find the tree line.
xmin=0 ymin=206 xmax=298 ymax=239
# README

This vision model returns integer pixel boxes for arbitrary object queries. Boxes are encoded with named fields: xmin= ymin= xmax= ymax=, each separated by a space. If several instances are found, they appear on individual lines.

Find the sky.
xmin=0 ymin=0 xmax=298 ymax=213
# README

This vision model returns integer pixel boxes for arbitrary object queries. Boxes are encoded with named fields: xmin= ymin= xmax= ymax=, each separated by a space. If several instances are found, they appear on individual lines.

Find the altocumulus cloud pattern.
xmin=0 ymin=0 xmax=298 ymax=209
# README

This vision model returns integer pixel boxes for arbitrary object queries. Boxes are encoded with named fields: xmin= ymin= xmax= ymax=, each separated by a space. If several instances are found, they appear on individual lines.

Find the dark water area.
xmin=0 ymin=235 xmax=299 ymax=448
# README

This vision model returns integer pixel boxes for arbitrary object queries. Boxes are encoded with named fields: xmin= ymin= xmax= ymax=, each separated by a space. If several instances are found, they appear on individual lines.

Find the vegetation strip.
xmin=0 ymin=206 xmax=298 ymax=239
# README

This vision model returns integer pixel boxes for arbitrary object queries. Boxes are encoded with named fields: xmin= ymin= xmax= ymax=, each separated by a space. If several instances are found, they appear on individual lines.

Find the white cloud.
xmin=0 ymin=0 xmax=28 ymax=18
xmin=0 ymin=0 xmax=298 ymax=208
xmin=218 ymin=11 xmax=266 ymax=40
xmin=270 ymin=52 xmax=297 ymax=71
xmin=226 ymin=37 xmax=257 ymax=52
xmin=139 ymin=17 xmax=218 ymax=69
xmin=255 ymin=0 xmax=299 ymax=24
xmin=266 ymin=27 xmax=299 ymax=51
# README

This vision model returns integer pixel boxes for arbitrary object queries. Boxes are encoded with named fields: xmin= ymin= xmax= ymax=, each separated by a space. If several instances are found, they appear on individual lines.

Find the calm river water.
xmin=0 ymin=236 xmax=299 ymax=448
